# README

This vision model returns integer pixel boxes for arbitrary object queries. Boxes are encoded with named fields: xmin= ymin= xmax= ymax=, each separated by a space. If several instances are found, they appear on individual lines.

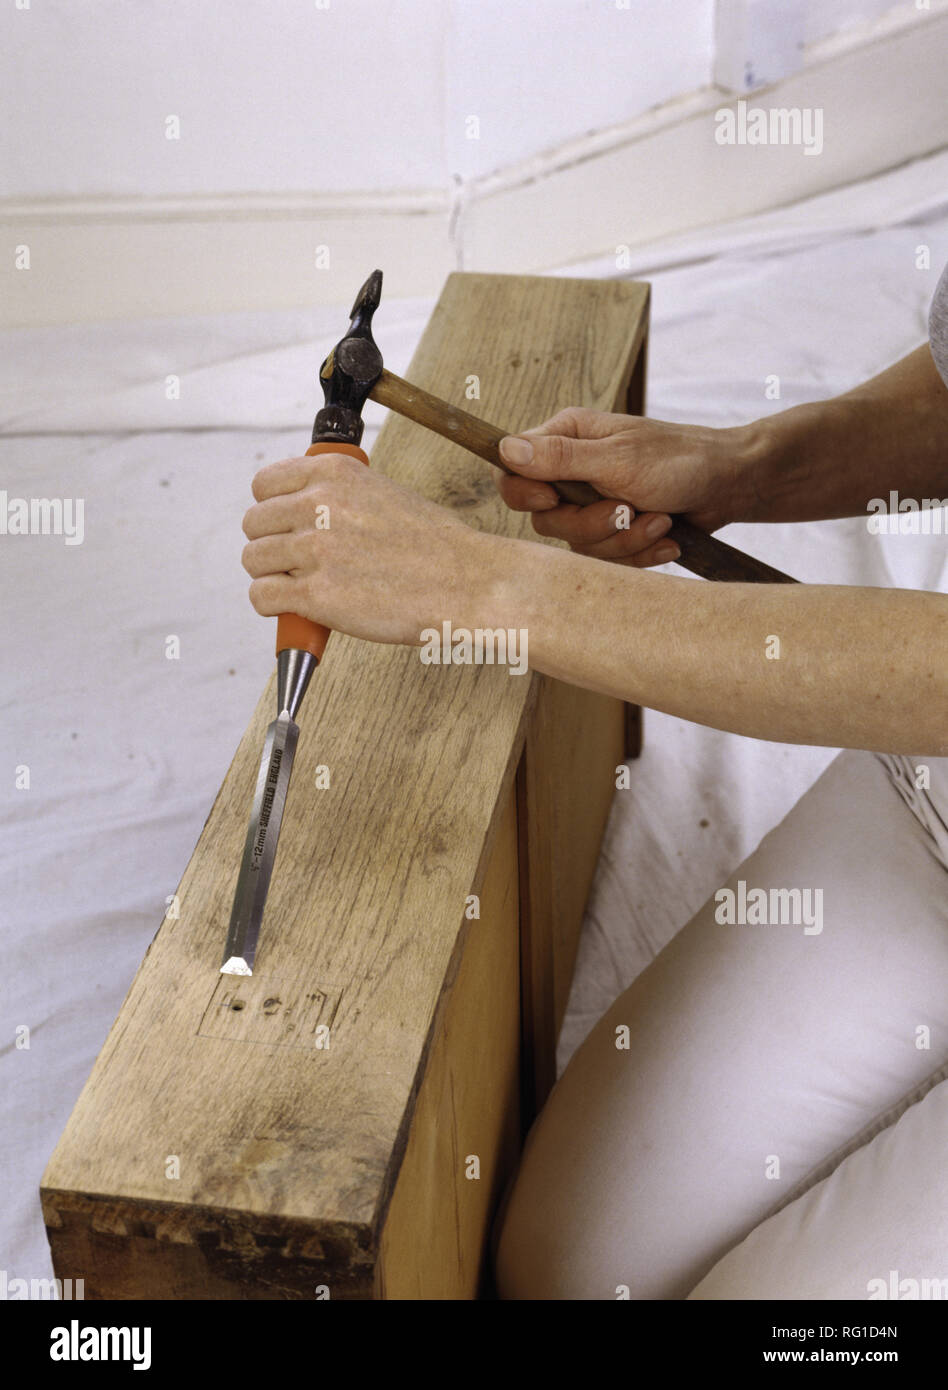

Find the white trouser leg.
xmin=687 ymin=1072 xmax=948 ymax=1299
xmin=494 ymin=750 xmax=948 ymax=1299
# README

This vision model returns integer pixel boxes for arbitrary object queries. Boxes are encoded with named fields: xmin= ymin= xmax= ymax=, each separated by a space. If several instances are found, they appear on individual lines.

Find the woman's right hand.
xmin=495 ymin=406 xmax=760 ymax=568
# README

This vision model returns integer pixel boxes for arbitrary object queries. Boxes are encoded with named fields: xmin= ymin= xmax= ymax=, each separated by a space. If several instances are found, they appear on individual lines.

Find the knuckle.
xmin=319 ymin=451 xmax=357 ymax=480
xmin=540 ymin=407 xmax=575 ymax=433
xmin=313 ymin=454 xmax=341 ymax=480
xmin=250 ymin=462 xmax=280 ymax=501
xmin=502 ymin=479 xmax=535 ymax=512
xmin=251 ymin=460 xmax=282 ymax=499
xmin=544 ymin=405 xmax=583 ymax=435
xmin=563 ymin=405 xmax=594 ymax=432
xmin=542 ymin=433 xmax=572 ymax=474
xmin=301 ymin=482 xmax=334 ymax=520
xmin=618 ymin=526 xmax=646 ymax=554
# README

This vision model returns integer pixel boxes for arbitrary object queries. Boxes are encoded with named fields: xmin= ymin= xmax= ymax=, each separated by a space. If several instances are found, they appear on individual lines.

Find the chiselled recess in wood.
xmin=197 ymin=974 xmax=343 ymax=1049
xmin=42 ymin=271 xmax=650 ymax=1299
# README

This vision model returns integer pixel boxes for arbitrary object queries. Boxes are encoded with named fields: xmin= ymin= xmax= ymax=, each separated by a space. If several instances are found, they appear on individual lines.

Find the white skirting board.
xmin=2 ymin=1 xmax=947 ymax=328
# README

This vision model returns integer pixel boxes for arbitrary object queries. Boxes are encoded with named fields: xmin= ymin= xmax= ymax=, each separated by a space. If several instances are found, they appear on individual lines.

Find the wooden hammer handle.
xmin=371 ymin=368 xmax=797 ymax=586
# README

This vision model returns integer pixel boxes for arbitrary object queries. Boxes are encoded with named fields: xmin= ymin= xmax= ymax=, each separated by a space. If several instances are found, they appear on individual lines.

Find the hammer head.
xmin=312 ymin=269 xmax=384 ymax=446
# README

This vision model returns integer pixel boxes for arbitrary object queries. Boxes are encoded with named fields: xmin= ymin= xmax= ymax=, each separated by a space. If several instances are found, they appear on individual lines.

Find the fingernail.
xmin=655 ymin=543 xmax=681 ymax=563
xmin=645 ymin=515 xmax=672 ymax=540
xmin=500 ymin=436 xmax=534 ymax=467
xmin=529 ymin=490 xmax=555 ymax=509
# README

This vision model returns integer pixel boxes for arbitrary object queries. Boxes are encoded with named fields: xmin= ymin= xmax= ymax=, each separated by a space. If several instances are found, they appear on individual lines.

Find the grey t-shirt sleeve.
xmin=928 ymin=261 xmax=948 ymax=389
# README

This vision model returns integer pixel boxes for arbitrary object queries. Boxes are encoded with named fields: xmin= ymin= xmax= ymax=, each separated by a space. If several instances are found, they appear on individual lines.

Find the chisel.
xmin=219 ymin=272 xmax=382 ymax=975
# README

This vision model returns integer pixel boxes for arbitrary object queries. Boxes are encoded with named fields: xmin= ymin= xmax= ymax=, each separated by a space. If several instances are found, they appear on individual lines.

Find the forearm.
xmin=480 ymin=533 xmax=948 ymax=756
xmin=734 ymin=345 xmax=948 ymax=525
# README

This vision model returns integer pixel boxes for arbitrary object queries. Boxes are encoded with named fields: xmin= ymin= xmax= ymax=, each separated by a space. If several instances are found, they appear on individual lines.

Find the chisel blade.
xmin=220 ymin=711 xmax=300 ymax=976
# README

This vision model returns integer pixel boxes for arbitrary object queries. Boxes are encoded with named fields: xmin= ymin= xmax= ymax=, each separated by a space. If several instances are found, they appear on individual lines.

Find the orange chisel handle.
xmin=275 ymin=440 xmax=369 ymax=661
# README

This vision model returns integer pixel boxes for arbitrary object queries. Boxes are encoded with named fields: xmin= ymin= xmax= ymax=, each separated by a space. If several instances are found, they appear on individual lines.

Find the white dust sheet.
xmin=3 ymin=148 xmax=948 ymax=1282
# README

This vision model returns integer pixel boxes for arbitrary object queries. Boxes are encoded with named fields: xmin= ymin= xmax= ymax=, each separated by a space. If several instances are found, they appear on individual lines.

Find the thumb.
xmin=498 ymin=429 xmax=606 ymax=483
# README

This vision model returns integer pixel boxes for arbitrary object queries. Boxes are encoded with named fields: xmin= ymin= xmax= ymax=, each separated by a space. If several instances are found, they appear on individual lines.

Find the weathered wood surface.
xmin=42 ymin=272 xmax=650 ymax=1299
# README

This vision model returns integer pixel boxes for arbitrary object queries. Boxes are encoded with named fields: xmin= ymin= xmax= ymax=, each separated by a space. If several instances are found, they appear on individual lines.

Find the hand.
xmin=241 ymin=452 xmax=494 ymax=645
xmin=495 ymin=407 xmax=757 ymax=567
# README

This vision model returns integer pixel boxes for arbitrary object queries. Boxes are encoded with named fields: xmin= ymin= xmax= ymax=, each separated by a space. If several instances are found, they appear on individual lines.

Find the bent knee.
xmin=491 ymin=1111 xmax=666 ymax=1300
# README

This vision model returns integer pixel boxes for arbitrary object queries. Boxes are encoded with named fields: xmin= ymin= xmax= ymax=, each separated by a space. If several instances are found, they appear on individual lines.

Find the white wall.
xmin=445 ymin=0 xmax=714 ymax=179
xmin=806 ymin=0 xmax=904 ymax=43
xmin=0 ymin=0 xmax=447 ymax=197
xmin=1 ymin=0 xmax=716 ymax=201
xmin=2 ymin=0 xmax=918 ymax=200
xmin=1 ymin=0 xmax=944 ymax=325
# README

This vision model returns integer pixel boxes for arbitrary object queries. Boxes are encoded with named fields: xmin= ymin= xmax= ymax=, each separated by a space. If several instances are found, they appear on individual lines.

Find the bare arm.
xmin=242 ymin=452 xmax=948 ymax=759
xmin=490 ymin=536 xmax=948 ymax=756
xmin=495 ymin=343 xmax=948 ymax=559
xmin=487 ymin=344 xmax=948 ymax=754
xmin=736 ymin=344 xmax=948 ymax=523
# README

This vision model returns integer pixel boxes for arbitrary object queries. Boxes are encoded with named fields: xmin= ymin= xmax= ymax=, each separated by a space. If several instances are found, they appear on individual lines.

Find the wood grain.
xmin=42 ymin=271 xmax=651 ymax=1298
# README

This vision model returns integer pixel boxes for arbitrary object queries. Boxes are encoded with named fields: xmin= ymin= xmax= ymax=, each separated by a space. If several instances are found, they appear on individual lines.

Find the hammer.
xmin=316 ymin=269 xmax=797 ymax=587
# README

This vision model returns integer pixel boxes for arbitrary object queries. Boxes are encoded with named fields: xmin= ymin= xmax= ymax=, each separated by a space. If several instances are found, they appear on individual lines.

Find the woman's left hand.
xmin=241 ymin=451 xmax=494 ymax=645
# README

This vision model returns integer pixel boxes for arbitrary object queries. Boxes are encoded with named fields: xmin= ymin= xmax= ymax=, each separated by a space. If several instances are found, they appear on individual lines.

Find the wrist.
xmin=464 ymin=530 xmax=645 ymax=686
xmin=727 ymin=408 xmax=819 ymax=524
xmin=462 ymin=531 xmax=536 ymax=634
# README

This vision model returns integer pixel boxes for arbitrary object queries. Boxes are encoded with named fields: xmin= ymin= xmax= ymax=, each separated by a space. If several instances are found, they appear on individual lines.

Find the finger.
xmin=531 ymin=497 xmax=636 ymax=544
xmin=522 ymin=406 xmax=624 ymax=441
xmin=241 ymin=533 xmax=308 ymax=579
xmin=498 ymin=429 xmax=608 ymax=484
xmin=568 ymin=513 xmax=675 ymax=561
xmin=626 ymin=538 xmax=682 ymax=569
xmin=494 ymin=472 xmax=560 ymax=513
xmin=248 ymin=573 xmax=309 ymax=617
xmin=251 ymin=456 xmax=315 ymax=502
xmin=574 ymin=527 xmax=681 ymax=568
xmin=242 ymin=492 xmax=309 ymax=540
